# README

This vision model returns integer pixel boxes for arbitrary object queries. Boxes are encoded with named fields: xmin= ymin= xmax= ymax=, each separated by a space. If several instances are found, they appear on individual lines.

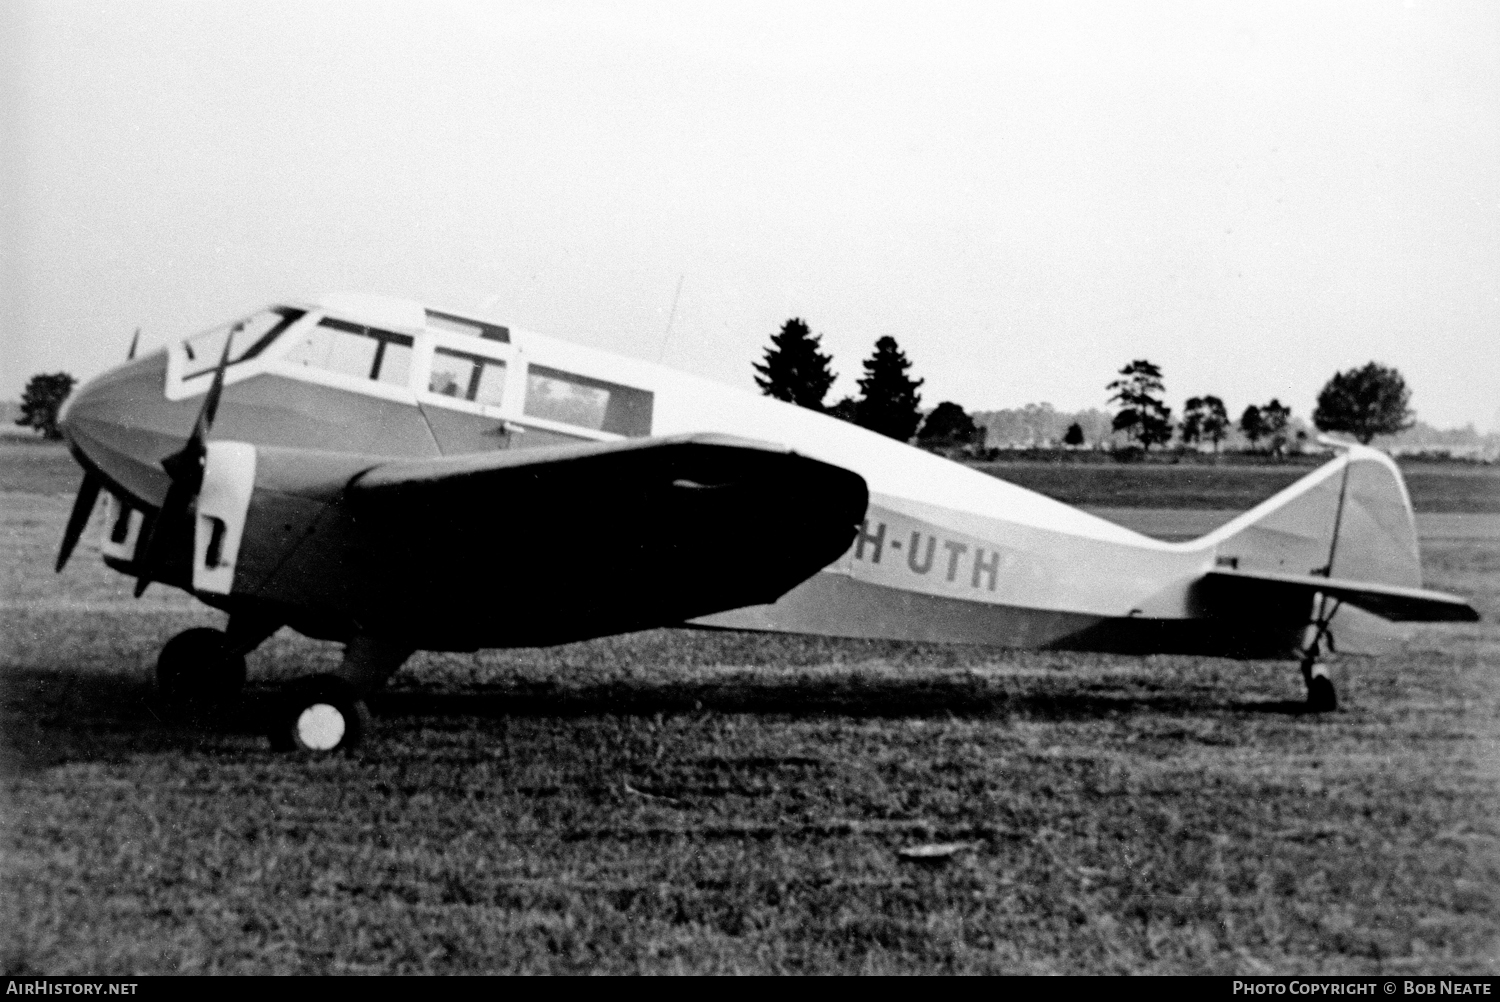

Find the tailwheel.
xmin=1298 ymin=594 xmax=1341 ymax=713
xmin=1302 ymin=655 xmax=1338 ymax=712
xmin=1306 ymin=670 xmax=1337 ymax=712
xmin=156 ymin=627 xmax=246 ymax=710
xmin=268 ymin=675 xmax=369 ymax=754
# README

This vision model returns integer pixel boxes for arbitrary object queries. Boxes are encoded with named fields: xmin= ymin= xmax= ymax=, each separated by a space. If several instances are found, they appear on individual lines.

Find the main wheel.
xmin=268 ymin=675 xmax=370 ymax=753
xmin=1305 ymin=669 xmax=1338 ymax=712
xmin=156 ymin=627 xmax=246 ymax=709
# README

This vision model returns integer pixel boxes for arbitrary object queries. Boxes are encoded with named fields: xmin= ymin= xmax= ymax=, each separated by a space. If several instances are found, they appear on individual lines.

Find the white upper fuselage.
xmin=159 ymin=293 xmax=1168 ymax=542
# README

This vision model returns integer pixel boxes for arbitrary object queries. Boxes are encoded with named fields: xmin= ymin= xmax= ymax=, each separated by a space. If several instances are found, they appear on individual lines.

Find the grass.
xmin=2 ymin=449 xmax=1498 ymax=974
xmin=975 ymin=459 xmax=1500 ymax=513
xmin=0 ymin=442 xmax=86 ymax=497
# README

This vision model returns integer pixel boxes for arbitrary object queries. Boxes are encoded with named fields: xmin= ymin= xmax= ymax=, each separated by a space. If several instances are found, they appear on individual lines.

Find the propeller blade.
xmin=132 ymin=493 xmax=184 ymax=598
xmin=131 ymin=325 xmax=238 ymax=596
xmin=55 ymin=472 xmax=102 ymax=572
xmin=132 ymin=474 xmax=197 ymax=595
xmin=127 ymin=328 xmax=140 ymax=361
xmin=131 ymin=508 xmax=157 ymax=596
xmin=188 ymin=324 xmax=237 ymax=449
xmin=133 ymin=457 xmax=202 ymax=597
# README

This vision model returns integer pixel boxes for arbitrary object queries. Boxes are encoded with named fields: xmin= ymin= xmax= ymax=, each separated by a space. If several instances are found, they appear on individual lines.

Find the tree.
xmin=753 ymin=318 xmax=837 ymax=411
xmin=852 ymin=336 xmax=924 ymax=441
xmin=1180 ymin=397 xmax=1205 ymax=446
xmin=1063 ymin=422 xmax=1085 ymax=447
xmin=917 ymin=401 xmax=980 ymax=450
xmin=1200 ymin=395 xmax=1230 ymax=452
xmin=1313 ymin=362 xmax=1415 ymax=444
xmin=1239 ymin=404 xmax=1264 ymax=448
xmin=1107 ymin=360 xmax=1172 ymax=450
xmin=1183 ymin=396 xmax=1230 ymax=452
xmin=16 ymin=372 xmax=77 ymax=440
xmin=1261 ymin=398 xmax=1291 ymax=457
xmin=827 ymin=396 xmax=858 ymax=423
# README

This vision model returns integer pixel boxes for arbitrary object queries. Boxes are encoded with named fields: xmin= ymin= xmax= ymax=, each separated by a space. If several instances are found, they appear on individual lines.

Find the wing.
xmin=342 ymin=433 xmax=869 ymax=647
xmin=1202 ymin=568 xmax=1479 ymax=623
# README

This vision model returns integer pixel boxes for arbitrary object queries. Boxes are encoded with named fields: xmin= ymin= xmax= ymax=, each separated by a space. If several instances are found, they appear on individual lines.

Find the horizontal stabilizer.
xmin=1203 ymin=568 xmax=1478 ymax=623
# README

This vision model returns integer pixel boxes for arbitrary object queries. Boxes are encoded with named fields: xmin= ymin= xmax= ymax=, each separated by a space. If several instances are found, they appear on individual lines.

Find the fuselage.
xmin=62 ymin=294 xmax=1301 ymax=655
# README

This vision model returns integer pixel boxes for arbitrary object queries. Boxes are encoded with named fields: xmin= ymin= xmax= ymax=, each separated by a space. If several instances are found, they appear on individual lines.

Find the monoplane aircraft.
xmin=56 ymin=294 xmax=1478 ymax=752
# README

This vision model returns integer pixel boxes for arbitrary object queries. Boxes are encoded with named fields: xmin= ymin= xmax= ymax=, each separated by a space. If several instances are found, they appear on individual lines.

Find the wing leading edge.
xmin=340 ymin=433 xmax=870 ymax=648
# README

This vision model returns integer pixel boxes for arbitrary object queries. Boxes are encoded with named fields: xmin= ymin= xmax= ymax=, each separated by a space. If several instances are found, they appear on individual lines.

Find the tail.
xmin=1194 ymin=442 xmax=1424 ymax=654
xmin=1197 ymin=442 xmax=1420 ymax=589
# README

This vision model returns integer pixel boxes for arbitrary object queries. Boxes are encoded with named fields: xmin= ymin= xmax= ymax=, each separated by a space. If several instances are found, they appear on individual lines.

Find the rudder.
xmin=1196 ymin=443 xmax=1422 ymax=654
xmin=1200 ymin=444 xmax=1420 ymax=589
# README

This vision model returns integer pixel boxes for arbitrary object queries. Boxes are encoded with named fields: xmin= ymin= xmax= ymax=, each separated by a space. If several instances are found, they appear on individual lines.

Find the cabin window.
xmin=428 ymin=348 xmax=507 ymax=407
xmin=523 ymin=365 xmax=653 ymax=437
xmin=285 ymin=317 xmax=415 ymax=386
xmin=184 ymin=307 xmax=305 ymax=378
xmin=426 ymin=309 xmax=509 ymax=343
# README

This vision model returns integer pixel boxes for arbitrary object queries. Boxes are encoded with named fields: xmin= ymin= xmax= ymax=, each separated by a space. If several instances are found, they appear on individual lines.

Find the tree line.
xmin=1101 ymin=358 xmax=1414 ymax=452
xmin=754 ymin=320 xmax=1417 ymax=453
xmin=1100 ymin=360 xmax=1299 ymax=454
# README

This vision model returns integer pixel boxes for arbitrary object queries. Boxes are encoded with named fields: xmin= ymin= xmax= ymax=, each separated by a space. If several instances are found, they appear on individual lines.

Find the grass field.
xmin=977 ymin=459 xmax=1500 ymax=513
xmin=3 ymin=444 xmax=1497 ymax=974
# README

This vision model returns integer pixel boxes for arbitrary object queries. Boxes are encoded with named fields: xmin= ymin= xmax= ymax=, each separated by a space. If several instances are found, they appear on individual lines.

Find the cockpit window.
xmin=429 ymin=348 xmax=506 ymax=407
xmin=284 ymin=317 xmax=414 ymax=386
xmin=184 ymin=307 xmax=305 ymax=379
xmin=523 ymin=365 xmax=653 ymax=437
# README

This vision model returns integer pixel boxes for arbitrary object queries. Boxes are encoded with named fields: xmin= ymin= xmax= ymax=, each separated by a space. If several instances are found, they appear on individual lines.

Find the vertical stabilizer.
xmin=1201 ymin=444 xmax=1420 ymax=588
xmin=1197 ymin=443 xmax=1422 ymax=653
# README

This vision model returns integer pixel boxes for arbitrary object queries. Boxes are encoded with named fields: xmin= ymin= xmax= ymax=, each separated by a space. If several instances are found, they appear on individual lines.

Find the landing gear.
xmin=268 ymin=675 xmax=369 ymax=753
xmin=266 ymin=633 xmax=411 ymax=754
xmin=1298 ymin=595 xmax=1341 ymax=712
xmin=156 ymin=627 xmax=246 ymax=709
xmin=1301 ymin=647 xmax=1338 ymax=712
xmin=155 ymin=613 xmax=280 ymax=711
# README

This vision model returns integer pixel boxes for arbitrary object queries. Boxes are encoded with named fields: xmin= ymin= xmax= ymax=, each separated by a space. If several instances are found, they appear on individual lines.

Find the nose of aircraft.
xmin=62 ymin=350 xmax=189 ymax=507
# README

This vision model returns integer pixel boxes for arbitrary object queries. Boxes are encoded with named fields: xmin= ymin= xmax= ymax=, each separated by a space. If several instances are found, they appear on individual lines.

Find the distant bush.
xmin=16 ymin=373 xmax=76 ymax=440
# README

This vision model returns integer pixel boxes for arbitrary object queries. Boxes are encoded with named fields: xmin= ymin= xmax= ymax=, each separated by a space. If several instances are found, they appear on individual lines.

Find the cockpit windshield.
xmin=183 ymin=307 xmax=306 ymax=379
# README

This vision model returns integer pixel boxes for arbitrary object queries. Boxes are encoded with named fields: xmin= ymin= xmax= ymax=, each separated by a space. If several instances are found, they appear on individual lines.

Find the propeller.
xmin=57 ymin=327 xmax=144 ymax=572
xmin=131 ymin=326 xmax=238 ymax=596
xmin=55 ymin=473 xmax=101 ymax=572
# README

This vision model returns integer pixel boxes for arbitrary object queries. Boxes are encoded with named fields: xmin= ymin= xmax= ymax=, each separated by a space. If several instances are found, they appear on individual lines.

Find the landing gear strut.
xmin=1299 ymin=596 xmax=1342 ymax=712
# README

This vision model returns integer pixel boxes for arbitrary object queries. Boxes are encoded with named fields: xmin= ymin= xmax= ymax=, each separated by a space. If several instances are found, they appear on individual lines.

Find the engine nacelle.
xmin=101 ymin=493 xmax=146 ymax=565
xmin=96 ymin=440 xmax=380 ymax=639
xmin=192 ymin=441 xmax=258 ymax=594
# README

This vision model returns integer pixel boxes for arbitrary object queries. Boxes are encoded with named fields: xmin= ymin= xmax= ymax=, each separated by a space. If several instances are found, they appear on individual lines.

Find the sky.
xmin=3 ymin=0 xmax=1497 ymax=430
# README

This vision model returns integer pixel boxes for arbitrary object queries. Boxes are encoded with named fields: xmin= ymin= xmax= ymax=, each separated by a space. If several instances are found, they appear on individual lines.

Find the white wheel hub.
xmin=295 ymin=702 xmax=347 ymax=751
